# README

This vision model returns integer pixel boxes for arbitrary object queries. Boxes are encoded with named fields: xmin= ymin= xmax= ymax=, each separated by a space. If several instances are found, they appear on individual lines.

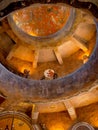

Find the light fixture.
xmin=23 ymin=69 xmax=30 ymax=78
xmin=83 ymin=55 xmax=89 ymax=64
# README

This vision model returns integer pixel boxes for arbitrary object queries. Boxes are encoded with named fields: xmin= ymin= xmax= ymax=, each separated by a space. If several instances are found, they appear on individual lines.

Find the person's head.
xmin=24 ymin=69 xmax=30 ymax=74
xmin=44 ymin=69 xmax=54 ymax=78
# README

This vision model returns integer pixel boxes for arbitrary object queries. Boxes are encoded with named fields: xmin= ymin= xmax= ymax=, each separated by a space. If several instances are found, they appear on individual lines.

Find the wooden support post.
xmin=32 ymin=104 xmax=39 ymax=124
xmin=32 ymin=50 xmax=39 ymax=68
xmin=6 ymin=44 xmax=19 ymax=61
xmin=71 ymin=35 xmax=88 ymax=52
xmin=64 ymin=100 xmax=77 ymax=120
xmin=54 ymin=47 xmax=63 ymax=65
xmin=6 ymin=51 xmax=14 ymax=61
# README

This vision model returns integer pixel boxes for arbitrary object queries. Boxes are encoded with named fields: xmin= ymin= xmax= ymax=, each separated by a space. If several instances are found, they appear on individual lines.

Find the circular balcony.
xmin=8 ymin=4 xmax=75 ymax=47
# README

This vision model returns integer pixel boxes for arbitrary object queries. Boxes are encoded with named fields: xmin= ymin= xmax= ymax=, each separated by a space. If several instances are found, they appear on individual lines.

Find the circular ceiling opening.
xmin=8 ymin=4 xmax=75 ymax=44
xmin=72 ymin=122 xmax=94 ymax=130
xmin=12 ymin=4 xmax=70 ymax=37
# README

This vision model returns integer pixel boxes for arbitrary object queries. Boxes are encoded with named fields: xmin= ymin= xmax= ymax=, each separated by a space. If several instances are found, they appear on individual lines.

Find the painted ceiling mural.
xmin=0 ymin=0 xmax=98 ymax=20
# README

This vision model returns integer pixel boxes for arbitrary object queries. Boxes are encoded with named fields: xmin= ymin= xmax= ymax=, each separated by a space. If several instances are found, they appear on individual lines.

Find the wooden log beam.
xmin=32 ymin=104 xmax=39 ymax=124
xmin=32 ymin=50 xmax=39 ymax=68
xmin=71 ymin=35 xmax=88 ymax=52
xmin=54 ymin=47 xmax=63 ymax=65
xmin=6 ymin=44 xmax=19 ymax=61
xmin=63 ymin=100 xmax=77 ymax=120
